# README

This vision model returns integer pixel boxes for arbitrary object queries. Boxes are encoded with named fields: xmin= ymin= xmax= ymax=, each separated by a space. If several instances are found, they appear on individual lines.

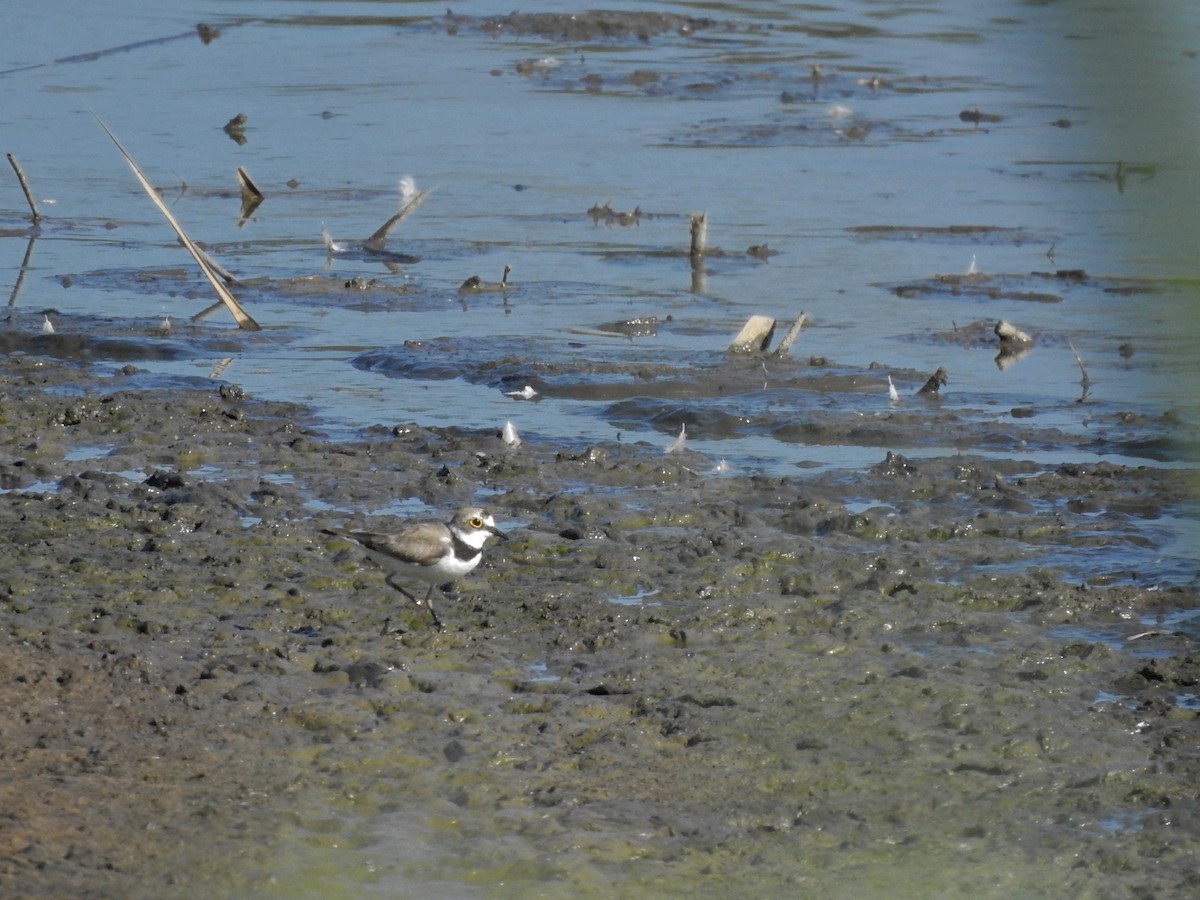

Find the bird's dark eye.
xmin=470 ymin=516 xmax=484 ymax=528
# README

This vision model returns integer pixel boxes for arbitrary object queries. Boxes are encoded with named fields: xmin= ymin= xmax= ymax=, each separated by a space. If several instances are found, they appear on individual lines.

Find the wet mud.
xmin=1 ymin=348 xmax=1197 ymax=898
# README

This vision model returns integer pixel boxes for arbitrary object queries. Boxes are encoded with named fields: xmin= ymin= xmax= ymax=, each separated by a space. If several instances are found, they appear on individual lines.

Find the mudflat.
xmin=1 ymin=351 xmax=1197 ymax=898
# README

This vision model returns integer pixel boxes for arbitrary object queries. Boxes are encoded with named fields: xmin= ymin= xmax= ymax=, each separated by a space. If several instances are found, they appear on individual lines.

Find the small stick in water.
xmin=6 ymin=154 xmax=41 ymax=223
xmin=689 ymin=212 xmax=707 ymax=259
xmin=1067 ymin=340 xmax=1091 ymax=402
xmin=772 ymin=312 xmax=808 ymax=358
xmin=364 ymin=175 xmax=437 ymax=252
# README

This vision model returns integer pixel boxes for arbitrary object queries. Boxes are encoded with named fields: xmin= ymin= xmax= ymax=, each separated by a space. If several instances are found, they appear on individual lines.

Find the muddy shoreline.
xmin=1 ymin=351 xmax=1197 ymax=898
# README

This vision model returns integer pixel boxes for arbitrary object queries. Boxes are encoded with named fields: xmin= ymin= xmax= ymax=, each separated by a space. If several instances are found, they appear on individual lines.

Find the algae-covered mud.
xmin=3 ymin=1 xmax=1200 ymax=898
xmin=1 ymin=352 xmax=1197 ymax=898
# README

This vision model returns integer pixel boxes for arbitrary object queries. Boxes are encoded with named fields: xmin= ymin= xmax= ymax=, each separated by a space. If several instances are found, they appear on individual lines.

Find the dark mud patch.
xmin=435 ymin=6 xmax=963 ymax=144
xmin=0 ymin=330 xmax=193 ymax=362
xmin=0 ymin=310 xmax=260 ymax=362
xmin=349 ymin=339 xmax=1200 ymax=464
xmin=1 ymin=347 xmax=1197 ymax=897
xmin=849 ymin=223 xmax=1035 ymax=243
xmin=452 ymin=10 xmax=733 ymax=42
xmin=887 ymin=270 xmax=1184 ymax=314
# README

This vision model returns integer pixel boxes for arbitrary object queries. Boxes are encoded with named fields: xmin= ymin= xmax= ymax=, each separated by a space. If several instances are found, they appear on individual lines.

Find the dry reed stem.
xmin=89 ymin=110 xmax=260 ymax=330
xmin=363 ymin=185 xmax=437 ymax=252
xmin=6 ymin=153 xmax=41 ymax=223
xmin=1067 ymin=340 xmax=1092 ymax=402
xmin=236 ymin=166 xmax=263 ymax=201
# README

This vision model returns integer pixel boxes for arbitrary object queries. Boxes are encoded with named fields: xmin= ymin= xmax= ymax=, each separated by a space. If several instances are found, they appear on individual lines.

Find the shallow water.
xmin=3 ymin=1 xmax=1199 ymax=895
xmin=3 ymin=1 xmax=1197 ymax=467
xmin=5 ymin=2 xmax=1196 ymax=561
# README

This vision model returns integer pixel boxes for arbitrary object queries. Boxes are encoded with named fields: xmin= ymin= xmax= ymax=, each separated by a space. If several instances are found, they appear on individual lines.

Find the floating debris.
xmin=322 ymin=226 xmax=345 ymax=254
xmin=515 ymin=56 xmax=562 ymax=75
xmin=569 ymin=316 xmax=661 ymax=339
xmin=727 ymin=315 xmax=776 ymax=354
xmin=605 ymin=316 xmax=658 ymax=337
xmin=917 ymin=366 xmax=948 ymax=396
xmin=1068 ymin=340 xmax=1091 ymax=403
xmin=995 ymin=319 xmax=1033 ymax=345
xmin=959 ymin=108 xmax=1003 ymax=124
xmin=196 ymin=23 xmax=221 ymax=44
xmin=995 ymin=320 xmax=1034 ymax=371
xmin=223 ymin=113 xmax=247 ymax=145
xmin=235 ymin=166 xmax=264 ymax=224
xmin=727 ymin=312 xmax=806 ymax=357
xmin=362 ymin=175 xmax=437 ymax=254
xmin=587 ymin=201 xmax=651 ymax=227
xmin=501 ymin=420 xmax=521 ymax=447
xmin=664 ymin=423 xmax=687 ymax=454
xmin=474 ymin=10 xmax=719 ymax=42
xmin=689 ymin=212 xmax=707 ymax=260
xmin=460 ymin=264 xmax=512 ymax=293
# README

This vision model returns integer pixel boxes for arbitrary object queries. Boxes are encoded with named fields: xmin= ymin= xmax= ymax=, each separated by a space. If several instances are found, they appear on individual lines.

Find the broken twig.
xmin=1067 ymin=339 xmax=1091 ymax=402
xmin=772 ymin=312 xmax=808 ymax=358
xmin=459 ymin=264 xmax=512 ymax=293
xmin=363 ymin=176 xmax=437 ymax=252
xmin=6 ymin=154 xmax=41 ymax=223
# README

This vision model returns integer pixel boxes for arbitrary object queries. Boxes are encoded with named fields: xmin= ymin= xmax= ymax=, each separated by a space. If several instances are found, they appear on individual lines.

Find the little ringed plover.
xmin=323 ymin=507 xmax=506 ymax=632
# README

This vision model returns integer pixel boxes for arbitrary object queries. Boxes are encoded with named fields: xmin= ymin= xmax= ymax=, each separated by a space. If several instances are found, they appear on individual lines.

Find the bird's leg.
xmin=384 ymin=574 xmax=445 ymax=631
xmin=422 ymin=583 xmax=445 ymax=633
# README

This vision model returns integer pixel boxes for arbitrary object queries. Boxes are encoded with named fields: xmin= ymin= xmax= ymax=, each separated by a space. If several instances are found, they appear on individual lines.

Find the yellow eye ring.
xmin=470 ymin=516 xmax=484 ymax=528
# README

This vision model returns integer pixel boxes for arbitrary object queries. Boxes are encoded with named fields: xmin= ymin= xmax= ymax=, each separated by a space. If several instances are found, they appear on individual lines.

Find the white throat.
xmin=452 ymin=517 xmax=496 ymax=552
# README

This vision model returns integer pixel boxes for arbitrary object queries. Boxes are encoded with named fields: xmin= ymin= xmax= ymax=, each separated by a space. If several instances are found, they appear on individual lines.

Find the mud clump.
xmin=0 ymin=354 xmax=1197 ymax=897
xmin=475 ymin=11 xmax=721 ymax=42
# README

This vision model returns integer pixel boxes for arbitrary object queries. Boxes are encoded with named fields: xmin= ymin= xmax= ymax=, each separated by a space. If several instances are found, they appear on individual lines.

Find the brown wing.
xmin=335 ymin=525 xmax=450 ymax=568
